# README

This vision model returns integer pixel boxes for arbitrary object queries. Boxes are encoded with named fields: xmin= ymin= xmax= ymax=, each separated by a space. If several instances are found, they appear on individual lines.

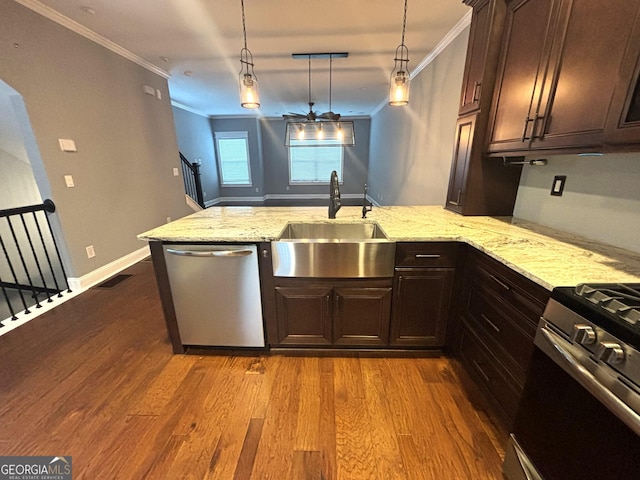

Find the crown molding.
xmin=171 ymin=101 xmax=210 ymax=118
xmin=15 ymin=0 xmax=170 ymax=79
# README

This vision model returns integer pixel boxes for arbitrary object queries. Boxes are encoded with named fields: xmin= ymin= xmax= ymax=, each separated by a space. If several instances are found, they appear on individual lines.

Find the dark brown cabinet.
xmin=275 ymin=285 xmax=333 ymax=345
xmin=605 ymin=10 xmax=640 ymax=146
xmin=459 ymin=0 xmax=506 ymax=115
xmin=333 ymin=287 xmax=392 ymax=346
xmin=271 ymin=278 xmax=392 ymax=348
xmin=445 ymin=113 xmax=522 ymax=215
xmin=446 ymin=0 xmax=521 ymax=216
xmin=487 ymin=0 xmax=640 ymax=154
xmin=390 ymin=243 xmax=460 ymax=347
xmin=454 ymin=248 xmax=549 ymax=428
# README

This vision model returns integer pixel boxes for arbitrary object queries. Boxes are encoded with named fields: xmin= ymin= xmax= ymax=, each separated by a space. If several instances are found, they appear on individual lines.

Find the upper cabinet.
xmin=487 ymin=0 xmax=640 ymax=155
xmin=459 ymin=0 xmax=506 ymax=115
xmin=605 ymin=10 xmax=640 ymax=145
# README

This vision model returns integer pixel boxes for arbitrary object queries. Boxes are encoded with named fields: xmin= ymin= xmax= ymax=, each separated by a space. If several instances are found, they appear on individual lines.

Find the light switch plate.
xmin=172 ymin=167 xmax=179 ymax=176
xmin=58 ymin=138 xmax=77 ymax=152
xmin=64 ymin=175 xmax=75 ymax=188
xmin=551 ymin=175 xmax=566 ymax=196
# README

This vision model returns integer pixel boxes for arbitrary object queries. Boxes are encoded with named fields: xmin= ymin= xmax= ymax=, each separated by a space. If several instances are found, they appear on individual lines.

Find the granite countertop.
xmin=138 ymin=206 xmax=640 ymax=291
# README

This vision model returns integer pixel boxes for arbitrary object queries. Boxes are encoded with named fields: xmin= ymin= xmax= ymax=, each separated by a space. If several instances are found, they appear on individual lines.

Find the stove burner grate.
xmin=575 ymin=284 xmax=640 ymax=325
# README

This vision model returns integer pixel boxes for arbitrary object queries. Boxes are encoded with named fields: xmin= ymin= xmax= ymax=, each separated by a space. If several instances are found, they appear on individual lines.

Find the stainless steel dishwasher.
xmin=162 ymin=244 xmax=265 ymax=348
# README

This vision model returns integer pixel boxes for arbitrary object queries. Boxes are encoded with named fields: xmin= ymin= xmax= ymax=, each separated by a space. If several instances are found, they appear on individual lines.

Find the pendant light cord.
xmin=308 ymin=55 xmax=312 ymax=105
xmin=241 ymin=0 xmax=248 ymax=50
xmin=329 ymin=55 xmax=333 ymax=113
xmin=401 ymin=0 xmax=408 ymax=46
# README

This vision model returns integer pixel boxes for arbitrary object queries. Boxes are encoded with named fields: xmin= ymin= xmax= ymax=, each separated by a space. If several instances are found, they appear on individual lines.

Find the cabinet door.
xmin=390 ymin=268 xmax=455 ymax=347
xmin=332 ymin=287 xmax=392 ymax=346
xmin=459 ymin=0 xmax=492 ymax=115
xmin=532 ymin=0 xmax=640 ymax=150
xmin=446 ymin=115 xmax=475 ymax=213
xmin=487 ymin=0 xmax=559 ymax=153
xmin=275 ymin=286 xmax=332 ymax=345
xmin=605 ymin=6 xmax=640 ymax=145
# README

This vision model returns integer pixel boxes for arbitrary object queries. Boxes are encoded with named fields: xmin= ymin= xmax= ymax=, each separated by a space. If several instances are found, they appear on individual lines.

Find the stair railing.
xmin=0 ymin=199 xmax=71 ymax=324
xmin=179 ymin=152 xmax=205 ymax=208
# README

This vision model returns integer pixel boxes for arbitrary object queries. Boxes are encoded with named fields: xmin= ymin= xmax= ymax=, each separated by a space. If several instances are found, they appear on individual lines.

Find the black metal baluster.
xmin=0 ymin=226 xmax=30 ymax=314
xmin=0 ymin=271 xmax=18 ymax=321
xmin=19 ymin=212 xmax=49 ymax=307
xmin=6 ymin=215 xmax=40 ymax=310
xmin=32 ymin=210 xmax=60 ymax=302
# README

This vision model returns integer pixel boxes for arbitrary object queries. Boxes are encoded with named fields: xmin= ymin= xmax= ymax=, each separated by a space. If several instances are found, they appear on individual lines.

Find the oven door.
xmin=504 ymin=321 xmax=640 ymax=480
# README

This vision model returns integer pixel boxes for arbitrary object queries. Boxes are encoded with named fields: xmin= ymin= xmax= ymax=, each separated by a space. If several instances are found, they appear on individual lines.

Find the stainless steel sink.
xmin=271 ymin=222 xmax=396 ymax=278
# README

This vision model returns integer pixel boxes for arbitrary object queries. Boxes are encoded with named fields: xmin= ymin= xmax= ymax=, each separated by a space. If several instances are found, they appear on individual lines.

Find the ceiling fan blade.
xmin=318 ymin=111 xmax=341 ymax=121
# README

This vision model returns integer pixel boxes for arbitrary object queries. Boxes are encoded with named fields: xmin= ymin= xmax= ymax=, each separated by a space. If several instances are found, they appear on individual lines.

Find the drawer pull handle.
xmin=415 ymin=254 xmax=441 ymax=259
xmin=481 ymin=314 xmax=501 ymax=333
xmin=472 ymin=360 xmax=491 ymax=383
xmin=489 ymin=273 xmax=510 ymax=291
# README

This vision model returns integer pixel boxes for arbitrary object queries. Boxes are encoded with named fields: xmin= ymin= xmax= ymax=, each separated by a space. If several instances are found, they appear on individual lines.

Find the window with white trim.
xmin=215 ymin=131 xmax=252 ymax=186
xmin=288 ymin=140 xmax=344 ymax=184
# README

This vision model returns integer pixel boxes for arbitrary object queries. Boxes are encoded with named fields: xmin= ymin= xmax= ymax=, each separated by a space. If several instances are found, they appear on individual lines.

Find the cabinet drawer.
xmin=466 ymin=285 xmax=535 ymax=378
xmin=470 ymin=253 xmax=548 ymax=326
xmin=395 ymin=242 xmax=460 ymax=268
xmin=458 ymin=321 xmax=522 ymax=423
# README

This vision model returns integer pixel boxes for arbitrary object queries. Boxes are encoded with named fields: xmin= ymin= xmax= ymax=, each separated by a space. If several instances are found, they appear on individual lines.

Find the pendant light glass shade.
xmin=389 ymin=0 xmax=410 ymax=107
xmin=389 ymin=45 xmax=410 ymax=106
xmin=238 ymin=0 xmax=260 ymax=109
xmin=239 ymin=49 xmax=260 ymax=109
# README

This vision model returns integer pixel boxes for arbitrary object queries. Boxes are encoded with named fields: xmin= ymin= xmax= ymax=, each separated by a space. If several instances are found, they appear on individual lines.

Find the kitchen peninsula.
xmin=139 ymin=205 xmax=640 ymax=290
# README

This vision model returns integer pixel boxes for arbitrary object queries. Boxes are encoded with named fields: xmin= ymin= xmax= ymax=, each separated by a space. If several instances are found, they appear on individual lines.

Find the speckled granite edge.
xmin=138 ymin=206 xmax=640 ymax=290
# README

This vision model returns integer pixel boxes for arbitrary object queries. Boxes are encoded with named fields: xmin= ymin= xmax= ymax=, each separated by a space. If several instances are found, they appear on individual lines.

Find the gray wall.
xmin=172 ymin=106 xmax=219 ymax=202
xmin=260 ymin=118 xmax=371 ymax=197
xmin=367 ymin=26 xmax=469 ymax=205
xmin=1 ymin=0 xmax=191 ymax=277
xmin=514 ymin=153 xmax=640 ymax=254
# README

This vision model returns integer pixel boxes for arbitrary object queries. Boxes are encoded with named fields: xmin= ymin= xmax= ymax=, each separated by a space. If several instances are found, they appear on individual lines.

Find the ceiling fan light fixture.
xmin=285 ymin=121 xmax=355 ymax=147
xmin=389 ymin=0 xmax=410 ymax=107
xmin=238 ymin=0 xmax=260 ymax=109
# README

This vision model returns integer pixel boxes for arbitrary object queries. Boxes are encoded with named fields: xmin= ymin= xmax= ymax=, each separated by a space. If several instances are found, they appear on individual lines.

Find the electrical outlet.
xmin=86 ymin=245 xmax=95 ymax=258
xmin=551 ymin=175 xmax=567 ymax=196
xmin=64 ymin=175 xmax=75 ymax=188
xmin=166 ymin=216 xmax=172 ymax=223
xmin=173 ymin=167 xmax=179 ymax=176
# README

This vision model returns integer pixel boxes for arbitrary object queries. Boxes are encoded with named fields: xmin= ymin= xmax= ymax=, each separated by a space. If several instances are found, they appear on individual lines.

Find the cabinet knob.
xmin=262 ymin=249 xmax=269 ymax=258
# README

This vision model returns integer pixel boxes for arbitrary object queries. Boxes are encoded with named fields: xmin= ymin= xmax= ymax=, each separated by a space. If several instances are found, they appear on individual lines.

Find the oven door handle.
xmin=539 ymin=325 xmax=640 ymax=436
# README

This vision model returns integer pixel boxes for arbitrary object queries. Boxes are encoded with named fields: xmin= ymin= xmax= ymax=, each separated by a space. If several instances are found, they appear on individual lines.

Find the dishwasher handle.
xmin=165 ymin=248 xmax=254 ymax=257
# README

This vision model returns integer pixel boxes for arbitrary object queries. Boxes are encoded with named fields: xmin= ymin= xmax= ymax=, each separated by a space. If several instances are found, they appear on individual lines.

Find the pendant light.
xmin=239 ymin=0 xmax=260 ymax=109
xmin=389 ymin=0 xmax=410 ymax=106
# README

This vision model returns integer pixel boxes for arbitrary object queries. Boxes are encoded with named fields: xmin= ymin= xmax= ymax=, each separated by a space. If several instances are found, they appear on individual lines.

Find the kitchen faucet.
xmin=328 ymin=170 xmax=341 ymax=219
xmin=362 ymin=184 xmax=373 ymax=218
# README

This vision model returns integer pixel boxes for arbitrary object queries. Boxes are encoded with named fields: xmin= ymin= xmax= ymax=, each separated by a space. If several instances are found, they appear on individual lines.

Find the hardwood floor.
xmin=0 ymin=259 xmax=506 ymax=479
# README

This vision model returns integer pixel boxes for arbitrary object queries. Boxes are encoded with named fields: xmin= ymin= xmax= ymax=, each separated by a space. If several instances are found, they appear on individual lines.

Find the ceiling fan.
xmin=283 ymin=53 xmax=347 ymax=122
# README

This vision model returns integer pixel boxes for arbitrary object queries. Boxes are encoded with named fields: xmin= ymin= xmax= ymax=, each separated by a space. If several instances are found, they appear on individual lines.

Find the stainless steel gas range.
xmin=504 ymin=283 xmax=640 ymax=479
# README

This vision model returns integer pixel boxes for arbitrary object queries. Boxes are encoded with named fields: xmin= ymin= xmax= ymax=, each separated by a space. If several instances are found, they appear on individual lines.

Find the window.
xmin=215 ymin=131 xmax=252 ymax=186
xmin=288 ymin=140 xmax=343 ymax=184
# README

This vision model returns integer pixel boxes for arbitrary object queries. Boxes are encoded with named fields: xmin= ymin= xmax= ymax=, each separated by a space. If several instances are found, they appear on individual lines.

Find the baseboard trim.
xmin=68 ymin=245 xmax=150 ymax=291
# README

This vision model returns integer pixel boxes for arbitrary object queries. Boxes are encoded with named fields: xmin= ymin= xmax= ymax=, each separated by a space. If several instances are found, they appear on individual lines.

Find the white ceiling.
xmin=30 ymin=0 xmax=470 ymax=118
